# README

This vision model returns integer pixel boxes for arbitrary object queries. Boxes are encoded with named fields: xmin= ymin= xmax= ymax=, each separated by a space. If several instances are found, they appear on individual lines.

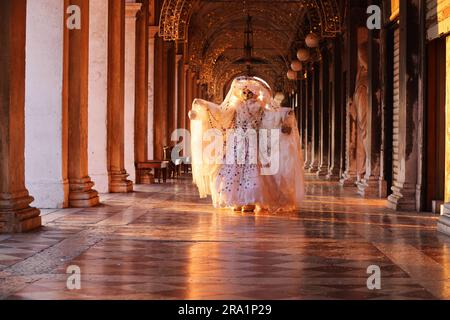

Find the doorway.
xmin=424 ymin=38 xmax=446 ymax=212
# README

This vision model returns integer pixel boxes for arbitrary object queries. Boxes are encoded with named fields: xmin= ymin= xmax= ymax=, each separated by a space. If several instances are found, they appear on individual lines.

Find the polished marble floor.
xmin=0 ymin=175 xmax=449 ymax=300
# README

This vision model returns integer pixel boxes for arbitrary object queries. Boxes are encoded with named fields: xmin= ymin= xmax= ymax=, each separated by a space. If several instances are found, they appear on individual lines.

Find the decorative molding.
xmin=125 ymin=2 xmax=142 ymax=18
xmin=158 ymin=0 xmax=341 ymax=41
xmin=148 ymin=25 xmax=159 ymax=38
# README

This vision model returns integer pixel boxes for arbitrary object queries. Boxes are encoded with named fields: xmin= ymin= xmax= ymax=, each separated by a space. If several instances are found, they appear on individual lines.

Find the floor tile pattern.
xmin=1 ymin=175 xmax=449 ymax=300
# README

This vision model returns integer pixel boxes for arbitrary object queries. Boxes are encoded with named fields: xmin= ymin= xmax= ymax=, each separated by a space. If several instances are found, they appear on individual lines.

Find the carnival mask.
xmin=241 ymin=87 xmax=255 ymax=101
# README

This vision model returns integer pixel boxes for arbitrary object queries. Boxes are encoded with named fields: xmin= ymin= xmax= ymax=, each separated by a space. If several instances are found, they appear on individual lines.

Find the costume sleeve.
xmin=260 ymin=107 xmax=305 ymax=209
xmin=190 ymin=99 xmax=221 ymax=198
xmin=277 ymin=108 xmax=305 ymax=207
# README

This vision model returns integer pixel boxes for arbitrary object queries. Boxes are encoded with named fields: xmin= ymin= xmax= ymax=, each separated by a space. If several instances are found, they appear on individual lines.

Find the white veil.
xmin=190 ymin=76 xmax=305 ymax=211
xmin=190 ymin=76 xmax=274 ymax=198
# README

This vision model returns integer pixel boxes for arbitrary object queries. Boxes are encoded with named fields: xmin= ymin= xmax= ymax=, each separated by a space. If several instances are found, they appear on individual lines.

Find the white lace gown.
xmin=212 ymin=99 xmax=279 ymax=209
xmin=190 ymin=77 xmax=305 ymax=212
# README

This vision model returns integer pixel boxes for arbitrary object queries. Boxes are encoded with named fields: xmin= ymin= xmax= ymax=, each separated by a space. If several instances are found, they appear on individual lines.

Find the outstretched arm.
xmin=189 ymin=99 xmax=207 ymax=120
xmin=189 ymin=98 xmax=221 ymax=120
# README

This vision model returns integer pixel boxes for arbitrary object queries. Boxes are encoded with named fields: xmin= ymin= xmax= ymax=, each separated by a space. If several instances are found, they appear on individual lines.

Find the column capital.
xmin=125 ymin=2 xmax=142 ymax=19
xmin=149 ymin=25 xmax=159 ymax=39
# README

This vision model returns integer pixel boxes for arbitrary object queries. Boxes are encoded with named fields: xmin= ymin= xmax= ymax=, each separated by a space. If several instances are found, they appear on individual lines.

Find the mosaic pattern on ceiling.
xmin=159 ymin=0 xmax=341 ymax=100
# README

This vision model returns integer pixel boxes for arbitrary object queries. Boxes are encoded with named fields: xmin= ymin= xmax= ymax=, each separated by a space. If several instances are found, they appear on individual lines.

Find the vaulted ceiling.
xmin=159 ymin=0 xmax=342 ymax=101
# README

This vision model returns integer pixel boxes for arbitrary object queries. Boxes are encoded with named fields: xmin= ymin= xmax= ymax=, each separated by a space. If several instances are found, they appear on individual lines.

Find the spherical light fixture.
xmin=287 ymin=70 xmax=297 ymax=81
xmin=291 ymin=60 xmax=303 ymax=72
xmin=305 ymin=32 xmax=320 ymax=48
xmin=296 ymin=48 xmax=310 ymax=62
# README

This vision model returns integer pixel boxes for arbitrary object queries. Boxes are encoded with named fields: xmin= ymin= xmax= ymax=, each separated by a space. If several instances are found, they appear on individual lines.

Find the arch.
xmin=159 ymin=0 xmax=341 ymax=41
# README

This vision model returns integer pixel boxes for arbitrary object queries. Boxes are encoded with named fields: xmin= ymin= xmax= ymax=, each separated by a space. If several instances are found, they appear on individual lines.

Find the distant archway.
xmin=159 ymin=0 xmax=342 ymax=41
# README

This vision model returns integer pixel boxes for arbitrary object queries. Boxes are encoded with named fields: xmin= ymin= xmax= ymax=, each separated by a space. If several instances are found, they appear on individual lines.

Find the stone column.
xmin=177 ymin=55 xmax=186 ymax=130
xmin=317 ymin=51 xmax=330 ymax=176
xmin=387 ymin=0 xmax=423 ymax=211
xmin=147 ymin=26 xmax=158 ymax=160
xmin=295 ymin=82 xmax=302 ymax=141
xmin=300 ymin=79 xmax=307 ymax=160
xmin=173 ymin=54 xmax=180 ymax=133
xmin=185 ymin=65 xmax=192 ymax=132
xmin=175 ymin=54 xmax=185 ymax=129
xmin=134 ymin=2 xmax=149 ymax=172
xmin=166 ymin=42 xmax=177 ymax=143
xmin=327 ymin=38 xmax=344 ymax=180
xmin=65 ymin=0 xmax=100 ymax=207
xmin=340 ymin=92 xmax=358 ymax=187
xmin=153 ymin=35 xmax=168 ymax=160
xmin=191 ymin=72 xmax=197 ymax=102
xmin=107 ymin=0 xmax=133 ymax=192
xmin=303 ymin=72 xmax=312 ymax=169
xmin=357 ymin=28 xmax=386 ymax=197
xmin=0 ymin=0 xmax=41 ymax=232
xmin=308 ymin=64 xmax=320 ymax=173
xmin=340 ymin=8 xmax=359 ymax=187
xmin=25 ymin=0 xmax=68 ymax=208
xmin=124 ymin=2 xmax=141 ymax=183
xmin=439 ymin=36 xmax=450 ymax=236
xmin=88 ymin=0 xmax=109 ymax=193
xmin=194 ymin=74 xmax=201 ymax=100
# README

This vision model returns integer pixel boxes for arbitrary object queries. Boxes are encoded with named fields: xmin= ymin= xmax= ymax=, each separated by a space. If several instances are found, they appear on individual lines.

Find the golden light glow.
xmin=258 ymin=91 xmax=265 ymax=101
xmin=390 ymin=0 xmax=400 ymax=21
xmin=427 ymin=1 xmax=450 ymax=41
xmin=445 ymin=38 xmax=450 ymax=202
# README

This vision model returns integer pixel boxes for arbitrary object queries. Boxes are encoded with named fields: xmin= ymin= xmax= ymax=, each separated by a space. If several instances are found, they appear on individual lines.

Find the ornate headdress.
xmin=222 ymin=76 xmax=273 ymax=110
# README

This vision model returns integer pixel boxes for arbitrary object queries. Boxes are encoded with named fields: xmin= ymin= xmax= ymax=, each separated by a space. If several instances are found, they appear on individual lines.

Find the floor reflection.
xmin=0 ymin=175 xmax=449 ymax=300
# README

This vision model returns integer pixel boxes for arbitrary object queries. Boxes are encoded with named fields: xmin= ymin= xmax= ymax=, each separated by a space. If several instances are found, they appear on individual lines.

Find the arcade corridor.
xmin=0 ymin=176 xmax=449 ymax=300
xmin=2 ymin=0 xmax=450 ymax=301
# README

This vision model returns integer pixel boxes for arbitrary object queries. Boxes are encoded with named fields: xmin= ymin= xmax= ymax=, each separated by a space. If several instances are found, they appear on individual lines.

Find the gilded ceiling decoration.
xmin=159 ymin=0 xmax=342 ymax=102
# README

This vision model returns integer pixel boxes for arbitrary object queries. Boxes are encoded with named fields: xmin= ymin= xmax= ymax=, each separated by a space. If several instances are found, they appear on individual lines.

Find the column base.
xmin=69 ymin=177 xmax=100 ymax=208
xmin=339 ymin=171 xmax=357 ymax=187
xmin=438 ymin=204 xmax=450 ymax=236
xmin=357 ymin=176 xmax=384 ymax=198
xmin=326 ymin=167 xmax=341 ymax=181
xmin=387 ymin=183 xmax=416 ymax=211
xmin=316 ymin=164 xmax=329 ymax=177
xmin=0 ymin=192 xmax=41 ymax=233
xmin=308 ymin=161 xmax=319 ymax=173
xmin=109 ymin=171 xmax=133 ymax=193
xmin=303 ymin=160 xmax=311 ymax=170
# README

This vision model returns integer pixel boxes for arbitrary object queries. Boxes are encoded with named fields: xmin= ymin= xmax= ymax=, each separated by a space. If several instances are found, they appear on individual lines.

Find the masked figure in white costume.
xmin=189 ymin=76 xmax=305 ymax=212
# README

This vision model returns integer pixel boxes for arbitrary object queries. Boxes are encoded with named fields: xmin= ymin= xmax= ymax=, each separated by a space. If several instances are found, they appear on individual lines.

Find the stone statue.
xmin=354 ymin=42 xmax=369 ymax=182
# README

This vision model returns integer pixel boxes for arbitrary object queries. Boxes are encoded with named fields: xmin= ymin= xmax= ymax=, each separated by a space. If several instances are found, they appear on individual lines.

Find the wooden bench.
xmin=135 ymin=161 xmax=170 ymax=184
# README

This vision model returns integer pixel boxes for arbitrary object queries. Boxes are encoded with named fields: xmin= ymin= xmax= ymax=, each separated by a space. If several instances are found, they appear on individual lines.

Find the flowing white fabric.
xmin=190 ymin=76 xmax=305 ymax=211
